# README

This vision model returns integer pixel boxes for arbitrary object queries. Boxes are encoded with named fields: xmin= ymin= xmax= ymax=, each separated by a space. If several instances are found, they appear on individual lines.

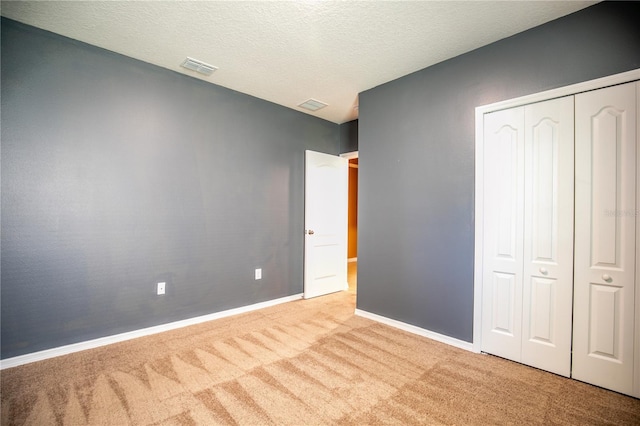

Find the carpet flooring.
xmin=2 ymin=290 xmax=639 ymax=425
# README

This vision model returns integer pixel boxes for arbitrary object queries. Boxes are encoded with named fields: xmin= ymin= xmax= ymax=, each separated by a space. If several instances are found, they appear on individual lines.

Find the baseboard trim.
xmin=355 ymin=309 xmax=474 ymax=352
xmin=1 ymin=293 xmax=303 ymax=370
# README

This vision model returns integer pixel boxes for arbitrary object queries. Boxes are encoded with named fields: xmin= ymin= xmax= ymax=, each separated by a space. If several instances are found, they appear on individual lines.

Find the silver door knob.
xmin=602 ymin=274 xmax=612 ymax=282
xmin=539 ymin=267 xmax=548 ymax=275
xmin=307 ymin=230 xmax=315 ymax=235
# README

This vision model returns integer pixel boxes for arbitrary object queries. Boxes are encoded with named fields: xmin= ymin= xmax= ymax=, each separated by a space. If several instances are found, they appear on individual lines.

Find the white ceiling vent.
xmin=181 ymin=57 xmax=217 ymax=76
xmin=298 ymin=99 xmax=328 ymax=112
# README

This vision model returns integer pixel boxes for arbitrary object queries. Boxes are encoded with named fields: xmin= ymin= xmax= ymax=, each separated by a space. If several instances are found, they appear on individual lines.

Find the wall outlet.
xmin=255 ymin=268 xmax=262 ymax=280
xmin=157 ymin=282 xmax=166 ymax=295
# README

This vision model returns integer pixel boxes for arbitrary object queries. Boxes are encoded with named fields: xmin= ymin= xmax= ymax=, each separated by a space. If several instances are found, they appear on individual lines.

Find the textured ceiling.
xmin=1 ymin=1 xmax=597 ymax=124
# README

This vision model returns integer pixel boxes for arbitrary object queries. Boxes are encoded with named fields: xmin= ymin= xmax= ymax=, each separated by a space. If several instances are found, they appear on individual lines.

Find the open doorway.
xmin=343 ymin=152 xmax=358 ymax=294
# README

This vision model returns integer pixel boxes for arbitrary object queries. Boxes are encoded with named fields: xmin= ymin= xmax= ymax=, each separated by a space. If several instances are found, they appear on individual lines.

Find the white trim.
xmin=348 ymin=257 xmax=357 ymax=263
xmin=473 ymin=98 xmax=486 ymax=353
xmin=0 ymin=293 xmax=303 ymax=370
xmin=340 ymin=151 xmax=358 ymax=159
xmin=355 ymin=309 xmax=475 ymax=352
xmin=476 ymin=69 xmax=640 ymax=115
xmin=635 ymin=81 xmax=640 ymax=399
xmin=473 ymin=69 xmax=640 ymax=354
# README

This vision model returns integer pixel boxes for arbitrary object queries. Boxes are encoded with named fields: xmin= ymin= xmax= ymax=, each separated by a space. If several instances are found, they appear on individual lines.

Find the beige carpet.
xmin=2 ymin=290 xmax=639 ymax=425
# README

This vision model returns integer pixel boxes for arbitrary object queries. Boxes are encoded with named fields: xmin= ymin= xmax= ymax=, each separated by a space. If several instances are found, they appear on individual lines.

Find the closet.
xmin=475 ymin=73 xmax=639 ymax=398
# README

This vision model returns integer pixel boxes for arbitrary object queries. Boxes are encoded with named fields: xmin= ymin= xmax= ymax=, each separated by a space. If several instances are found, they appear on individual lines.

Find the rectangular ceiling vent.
xmin=181 ymin=57 xmax=217 ymax=76
xmin=298 ymin=98 xmax=328 ymax=112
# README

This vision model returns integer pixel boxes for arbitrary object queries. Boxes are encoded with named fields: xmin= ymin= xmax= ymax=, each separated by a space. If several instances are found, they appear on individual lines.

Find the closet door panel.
xmin=522 ymin=97 xmax=574 ymax=377
xmin=481 ymin=107 xmax=525 ymax=362
xmin=573 ymin=82 xmax=636 ymax=395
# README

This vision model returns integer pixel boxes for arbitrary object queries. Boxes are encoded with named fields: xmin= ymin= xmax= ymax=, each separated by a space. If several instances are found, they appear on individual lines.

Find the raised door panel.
xmin=481 ymin=107 xmax=525 ymax=362
xmin=521 ymin=96 xmax=574 ymax=377
xmin=573 ymin=82 xmax=636 ymax=396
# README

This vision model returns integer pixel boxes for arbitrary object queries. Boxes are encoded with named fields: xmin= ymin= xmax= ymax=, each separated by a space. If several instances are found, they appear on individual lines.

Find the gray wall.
xmin=357 ymin=1 xmax=640 ymax=342
xmin=1 ymin=18 xmax=339 ymax=359
xmin=339 ymin=119 xmax=358 ymax=154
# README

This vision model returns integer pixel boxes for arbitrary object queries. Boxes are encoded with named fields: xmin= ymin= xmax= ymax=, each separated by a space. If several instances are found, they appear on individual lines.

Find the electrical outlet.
xmin=255 ymin=269 xmax=262 ymax=280
xmin=157 ymin=282 xmax=166 ymax=295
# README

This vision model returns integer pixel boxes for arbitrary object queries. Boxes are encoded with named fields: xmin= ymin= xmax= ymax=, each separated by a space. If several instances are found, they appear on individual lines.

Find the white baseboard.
xmin=0 ymin=293 xmax=303 ymax=370
xmin=355 ymin=309 xmax=474 ymax=352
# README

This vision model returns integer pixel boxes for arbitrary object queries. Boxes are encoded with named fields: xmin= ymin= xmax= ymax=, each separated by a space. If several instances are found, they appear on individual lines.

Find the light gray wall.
xmin=1 ymin=18 xmax=339 ymax=359
xmin=357 ymin=1 xmax=640 ymax=342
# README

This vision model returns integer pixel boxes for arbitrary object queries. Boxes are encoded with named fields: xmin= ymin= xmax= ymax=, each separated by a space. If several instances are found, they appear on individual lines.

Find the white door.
xmin=304 ymin=150 xmax=348 ymax=299
xmin=481 ymin=107 xmax=525 ymax=361
xmin=521 ymin=96 xmax=574 ymax=377
xmin=573 ymin=82 xmax=637 ymax=395
xmin=481 ymin=97 xmax=574 ymax=375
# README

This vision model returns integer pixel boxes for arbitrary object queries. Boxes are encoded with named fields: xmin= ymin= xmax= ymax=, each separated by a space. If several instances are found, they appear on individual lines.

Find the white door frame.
xmin=636 ymin=81 xmax=640 ymax=398
xmin=341 ymin=151 xmax=358 ymax=160
xmin=302 ymin=150 xmax=358 ymax=299
xmin=473 ymin=68 xmax=640 ymax=354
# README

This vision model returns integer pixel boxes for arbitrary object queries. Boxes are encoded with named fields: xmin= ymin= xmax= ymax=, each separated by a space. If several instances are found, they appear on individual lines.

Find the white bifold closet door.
xmin=481 ymin=106 xmax=525 ymax=363
xmin=573 ymin=82 xmax=637 ymax=395
xmin=481 ymin=96 xmax=574 ymax=377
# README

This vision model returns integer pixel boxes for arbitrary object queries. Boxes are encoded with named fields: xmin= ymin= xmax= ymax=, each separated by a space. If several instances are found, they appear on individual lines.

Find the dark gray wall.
xmin=357 ymin=1 xmax=640 ymax=342
xmin=1 ymin=18 xmax=339 ymax=359
xmin=339 ymin=119 xmax=358 ymax=153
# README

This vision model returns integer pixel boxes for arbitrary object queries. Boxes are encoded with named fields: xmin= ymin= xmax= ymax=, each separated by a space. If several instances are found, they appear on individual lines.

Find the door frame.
xmin=341 ymin=151 xmax=359 ymax=263
xmin=473 ymin=68 xmax=640 ymax=354
xmin=302 ymin=150 xmax=358 ymax=298
xmin=635 ymin=81 xmax=640 ymax=398
xmin=303 ymin=150 xmax=349 ymax=299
